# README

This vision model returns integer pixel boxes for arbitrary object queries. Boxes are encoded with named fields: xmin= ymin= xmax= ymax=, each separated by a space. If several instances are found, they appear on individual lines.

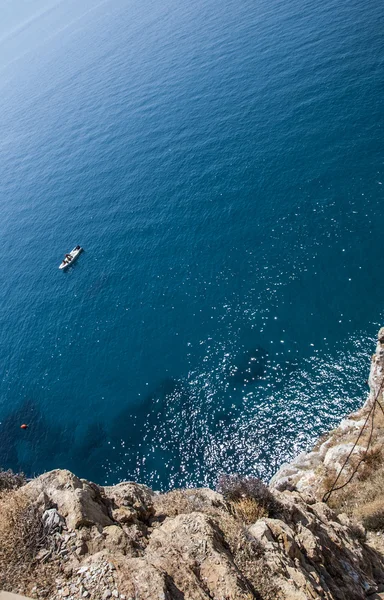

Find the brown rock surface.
xmin=2 ymin=467 xmax=384 ymax=600
xmin=23 ymin=470 xmax=113 ymax=530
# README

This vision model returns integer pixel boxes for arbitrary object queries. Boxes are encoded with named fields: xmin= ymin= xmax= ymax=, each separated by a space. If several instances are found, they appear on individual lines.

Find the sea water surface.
xmin=0 ymin=0 xmax=383 ymax=489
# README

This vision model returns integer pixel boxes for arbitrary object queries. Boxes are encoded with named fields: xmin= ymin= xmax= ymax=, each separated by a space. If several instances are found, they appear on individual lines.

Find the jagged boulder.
xmin=247 ymin=493 xmax=383 ymax=599
xmin=146 ymin=512 xmax=254 ymax=600
xmin=23 ymin=469 xmax=113 ymax=529
xmin=103 ymin=481 xmax=154 ymax=523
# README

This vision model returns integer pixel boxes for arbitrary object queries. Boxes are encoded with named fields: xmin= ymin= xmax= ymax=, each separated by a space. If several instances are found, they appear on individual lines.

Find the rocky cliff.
xmin=2 ymin=332 xmax=384 ymax=600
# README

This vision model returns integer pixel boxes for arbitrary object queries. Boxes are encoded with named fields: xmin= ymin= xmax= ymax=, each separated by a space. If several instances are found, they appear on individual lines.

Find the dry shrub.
xmin=0 ymin=490 xmax=54 ymax=596
xmin=217 ymin=474 xmax=283 ymax=519
xmin=362 ymin=510 xmax=384 ymax=532
xmin=347 ymin=522 xmax=367 ymax=542
xmin=234 ymin=497 xmax=268 ymax=525
xmin=0 ymin=469 xmax=26 ymax=493
xmin=153 ymin=489 xmax=195 ymax=518
xmin=357 ymin=445 xmax=383 ymax=481
xmin=357 ymin=498 xmax=384 ymax=532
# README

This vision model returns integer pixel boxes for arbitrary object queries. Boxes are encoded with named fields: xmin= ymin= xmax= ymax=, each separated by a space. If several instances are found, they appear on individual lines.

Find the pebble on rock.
xmin=77 ymin=566 xmax=89 ymax=574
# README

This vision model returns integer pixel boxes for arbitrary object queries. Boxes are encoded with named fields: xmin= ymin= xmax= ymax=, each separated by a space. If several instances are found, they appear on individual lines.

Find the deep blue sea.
xmin=0 ymin=0 xmax=383 ymax=490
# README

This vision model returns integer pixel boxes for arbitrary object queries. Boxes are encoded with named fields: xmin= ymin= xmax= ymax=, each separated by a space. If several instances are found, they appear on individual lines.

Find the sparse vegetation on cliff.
xmin=0 ymin=468 xmax=26 ymax=492
xmin=0 ymin=489 xmax=55 ymax=597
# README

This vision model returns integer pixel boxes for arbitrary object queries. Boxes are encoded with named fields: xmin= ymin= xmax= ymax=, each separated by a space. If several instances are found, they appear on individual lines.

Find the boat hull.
xmin=59 ymin=247 xmax=83 ymax=270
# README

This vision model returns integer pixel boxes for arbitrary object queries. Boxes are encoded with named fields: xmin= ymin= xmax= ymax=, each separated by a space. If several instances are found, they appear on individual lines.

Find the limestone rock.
xmin=24 ymin=469 xmax=113 ymax=529
xmin=42 ymin=507 xmax=65 ymax=534
xmin=103 ymin=481 xmax=154 ymax=522
xmin=103 ymin=525 xmax=130 ymax=555
xmin=146 ymin=512 xmax=254 ymax=599
xmin=323 ymin=442 xmax=365 ymax=470
xmin=3 ymin=466 xmax=384 ymax=600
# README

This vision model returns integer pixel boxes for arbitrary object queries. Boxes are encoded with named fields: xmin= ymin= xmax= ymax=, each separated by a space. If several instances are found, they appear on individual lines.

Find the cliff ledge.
xmin=2 ymin=331 xmax=384 ymax=600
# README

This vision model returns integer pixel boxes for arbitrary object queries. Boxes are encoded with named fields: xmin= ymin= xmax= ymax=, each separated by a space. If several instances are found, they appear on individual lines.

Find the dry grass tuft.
xmin=357 ymin=444 xmax=383 ymax=481
xmin=0 ymin=469 xmax=26 ymax=494
xmin=153 ymin=489 xmax=192 ymax=518
xmin=0 ymin=490 xmax=56 ymax=596
xmin=233 ymin=497 xmax=268 ymax=525
xmin=217 ymin=474 xmax=283 ymax=519
xmin=362 ymin=510 xmax=384 ymax=532
xmin=357 ymin=498 xmax=384 ymax=532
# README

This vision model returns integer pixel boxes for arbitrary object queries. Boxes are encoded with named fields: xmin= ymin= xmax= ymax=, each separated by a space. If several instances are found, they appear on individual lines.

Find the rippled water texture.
xmin=0 ymin=0 xmax=383 ymax=488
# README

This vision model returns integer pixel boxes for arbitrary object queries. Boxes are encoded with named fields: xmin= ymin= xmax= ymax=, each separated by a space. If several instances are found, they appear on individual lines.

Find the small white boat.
xmin=59 ymin=245 xmax=83 ymax=270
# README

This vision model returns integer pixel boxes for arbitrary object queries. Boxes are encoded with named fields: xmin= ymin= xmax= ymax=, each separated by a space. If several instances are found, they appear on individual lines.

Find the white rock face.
xmin=323 ymin=442 xmax=365 ymax=470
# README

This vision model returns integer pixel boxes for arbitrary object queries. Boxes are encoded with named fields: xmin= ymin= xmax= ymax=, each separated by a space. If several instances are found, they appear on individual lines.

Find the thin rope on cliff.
xmin=322 ymin=376 xmax=384 ymax=504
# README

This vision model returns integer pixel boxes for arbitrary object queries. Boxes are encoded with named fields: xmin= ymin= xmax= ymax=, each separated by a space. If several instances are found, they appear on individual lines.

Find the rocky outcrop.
xmin=23 ymin=470 xmax=113 ymax=530
xmin=1 ymin=466 xmax=384 ymax=600
xmin=2 ymin=331 xmax=384 ymax=600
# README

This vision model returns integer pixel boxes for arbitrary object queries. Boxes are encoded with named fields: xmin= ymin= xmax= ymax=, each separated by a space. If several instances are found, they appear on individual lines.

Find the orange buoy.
xmin=20 ymin=424 xmax=28 ymax=430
